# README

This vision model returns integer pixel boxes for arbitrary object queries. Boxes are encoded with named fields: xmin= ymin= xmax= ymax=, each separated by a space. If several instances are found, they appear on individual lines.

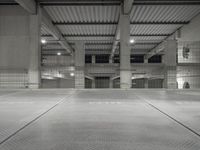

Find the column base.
xmin=163 ymin=66 xmax=177 ymax=89
xmin=75 ymin=70 xmax=85 ymax=89
xmin=120 ymin=70 xmax=132 ymax=89
xmin=28 ymin=69 xmax=40 ymax=89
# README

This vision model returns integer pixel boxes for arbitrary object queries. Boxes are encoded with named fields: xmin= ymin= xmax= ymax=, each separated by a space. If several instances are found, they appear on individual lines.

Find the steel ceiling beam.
xmin=53 ymin=21 xmax=189 ymax=25
xmin=14 ymin=0 xmax=74 ymax=54
xmin=42 ymin=9 xmax=74 ymax=54
xmin=14 ymin=0 xmax=36 ymax=14
xmin=144 ymin=42 xmax=165 ymax=59
xmin=110 ymin=0 xmax=134 ymax=59
xmin=133 ymin=1 xmax=200 ymax=5
xmin=42 ymin=34 xmax=170 ymax=37
xmin=3 ymin=0 xmax=200 ymax=5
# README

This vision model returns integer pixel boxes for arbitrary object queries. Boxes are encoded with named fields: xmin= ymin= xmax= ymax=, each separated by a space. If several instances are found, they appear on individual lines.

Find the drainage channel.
xmin=136 ymin=94 xmax=200 ymax=139
xmin=0 ymin=92 xmax=75 ymax=146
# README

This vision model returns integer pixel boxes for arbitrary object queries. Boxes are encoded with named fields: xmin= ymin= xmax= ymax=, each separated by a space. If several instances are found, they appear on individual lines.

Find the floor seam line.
xmin=140 ymin=96 xmax=200 ymax=139
xmin=0 ymin=92 xmax=75 ymax=146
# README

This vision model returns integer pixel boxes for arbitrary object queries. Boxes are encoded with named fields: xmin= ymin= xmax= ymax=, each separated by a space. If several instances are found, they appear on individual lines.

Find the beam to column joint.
xmin=110 ymin=0 xmax=134 ymax=60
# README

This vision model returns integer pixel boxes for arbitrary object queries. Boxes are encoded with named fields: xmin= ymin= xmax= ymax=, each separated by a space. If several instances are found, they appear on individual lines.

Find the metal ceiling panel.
xmin=85 ymin=44 xmax=112 ymax=50
xmin=65 ymin=36 xmax=114 ymax=41
xmin=41 ymin=24 xmax=52 ymax=35
xmin=44 ymin=5 xmax=120 ymax=23
xmin=130 ymin=5 xmax=200 ymax=22
xmin=130 ymin=24 xmax=182 ymax=35
xmin=57 ymin=25 xmax=116 ymax=35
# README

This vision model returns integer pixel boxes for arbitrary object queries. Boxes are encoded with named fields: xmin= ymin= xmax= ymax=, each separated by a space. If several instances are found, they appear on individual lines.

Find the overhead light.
xmin=41 ymin=39 xmax=47 ymax=44
xmin=130 ymin=39 xmax=135 ymax=44
xmin=131 ymin=76 xmax=135 ymax=80
xmin=57 ymin=52 xmax=61 ymax=56
xmin=70 ymin=72 xmax=75 ymax=77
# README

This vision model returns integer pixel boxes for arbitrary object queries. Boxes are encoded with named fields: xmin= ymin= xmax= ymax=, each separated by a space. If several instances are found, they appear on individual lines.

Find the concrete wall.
xmin=43 ymin=55 xmax=73 ymax=66
xmin=177 ymin=66 xmax=200 ymax=89
xmin=41 ymin=78 xmax=75 ymax=88
xmin=176 ymin=13 xmax=200 ymax=89
xmin=178 ymin=41 xmax=200 ymax=63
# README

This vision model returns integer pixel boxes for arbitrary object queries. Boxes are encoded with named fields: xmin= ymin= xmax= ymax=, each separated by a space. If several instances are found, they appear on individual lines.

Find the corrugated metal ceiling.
xmin=130 ymin=5 xmax=200 ymax=22
xmin=130 ymin=24 xmax=182 ymax=35
xmin=57 ymin=25 xmax=116 ymax=35
xmin=41 ymin=3 xmax=200 ymax=54
xmin=44 ymin=5 xmax=120 ymax=23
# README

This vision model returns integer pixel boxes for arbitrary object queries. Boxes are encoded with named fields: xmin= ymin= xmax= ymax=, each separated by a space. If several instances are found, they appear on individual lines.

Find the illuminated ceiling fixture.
xmin=57 ymin=52 xmax=61 ymax=56
xmin=41 ymin=39 xmax=47 ymax=44
xmin=130 ymin=39 xmax=135 ymax=44
xmin=70 ymin=72 xmax=75 ymax=77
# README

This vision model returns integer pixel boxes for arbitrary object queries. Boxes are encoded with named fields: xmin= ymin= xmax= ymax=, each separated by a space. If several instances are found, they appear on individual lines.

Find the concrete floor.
xmin=0 ymin=89 xmax=200 ymax=150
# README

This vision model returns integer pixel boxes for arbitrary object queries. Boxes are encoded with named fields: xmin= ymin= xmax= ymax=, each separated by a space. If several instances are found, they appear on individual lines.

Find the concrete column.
xmin=120 ymin=14 xmax=131 ymax=89
xmin=163 ymin=40 xmax=177 ymax=89
xmin=75 ymin=41 xmax=85 ymax=89
xmin=144 ymin=58 xmax=148 ymax=64
xmin=109 ymin=79 xmax=113 ymax=88
xmin=28 ymin=7 xmax=41 ymax=89
xmin=0 ymin=5 xmax=41 ymax=88
xmin=92 ymin=79 xmax=95 ymax=88
xmin=92 ymin=55 xmax=95 ymax=64
xmin=109 ymin=58 xmax=113 ymax=64
xmin=144 ymin=78 xmax=148 ymax=88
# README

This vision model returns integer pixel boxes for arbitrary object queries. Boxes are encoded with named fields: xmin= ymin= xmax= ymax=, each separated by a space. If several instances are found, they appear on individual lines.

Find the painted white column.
xmin=120 ymin=14 xmax=131 ymax=89
xmin=75 ymin=41 xmax=85 ymax=89
xmin=28 ymin=7 xmax=42 ymax=89
xmin=163 ymin=40 xmax=177 ymax=89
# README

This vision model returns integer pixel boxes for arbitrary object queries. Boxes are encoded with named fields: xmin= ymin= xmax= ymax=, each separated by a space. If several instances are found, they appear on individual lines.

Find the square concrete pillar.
xmin=120 ymin=14 xmax=131 ymax=89
xmin=109 ymin=79 xmax=113 ymax=88
xmin=28 ymin=7 xmax=42 ymax=89
xmin=163 ymin=40 xmax=177 ymax=89
xmin=75 ymin=41 xmax=85 ymax=89
xmin=144 ymin=78 xmax=148 ymax=88
xmin=92 ymin=55 xmax=95 ymax=64
xmin=0 ymin=6 xmax=41 ymax=88
xmin=92 ymin=79 xmax=95 ymax=88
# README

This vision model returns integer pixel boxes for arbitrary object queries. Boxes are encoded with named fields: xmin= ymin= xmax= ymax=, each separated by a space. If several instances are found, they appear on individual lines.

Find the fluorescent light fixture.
xmin=70 ymin=72 xmax=75 ymax=77
xmin=41 ymin=39 xmax=47 ymax=44
xmin=130 ymin=39 xmax=135 ymax=44
xmin=57 ymin=52 xmax=61 ymax=56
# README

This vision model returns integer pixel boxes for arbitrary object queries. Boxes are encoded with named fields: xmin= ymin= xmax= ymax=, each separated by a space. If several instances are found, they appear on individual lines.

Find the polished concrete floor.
xmin=0 ymin=89 xmax=200 ymax=150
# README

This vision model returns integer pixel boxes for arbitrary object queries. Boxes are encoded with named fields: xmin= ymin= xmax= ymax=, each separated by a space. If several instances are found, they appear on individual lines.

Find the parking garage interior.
xmin=0 ymin=0 xmax=200 ymax=149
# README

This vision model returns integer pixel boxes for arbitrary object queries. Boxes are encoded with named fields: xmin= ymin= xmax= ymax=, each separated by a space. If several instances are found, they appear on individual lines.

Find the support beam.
xmin=14 ymin=0 xmax=36 ymax=14
xmin=15 ymin=0 xmax=74 ymax=54
xmin=43 ymin=34 xmax=170 ymax=38
xmin=41 ymin=9 xmax=74 ymax=54
xmin=53 ymin=21 xmax=189 ymax=25
xmin=110 ymin=0 xmax=134 ymax=60
xmin=145 ymin=42 xmax=165 ymax=59
xmin=133 ymin=1 xmax=200 ymax=5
